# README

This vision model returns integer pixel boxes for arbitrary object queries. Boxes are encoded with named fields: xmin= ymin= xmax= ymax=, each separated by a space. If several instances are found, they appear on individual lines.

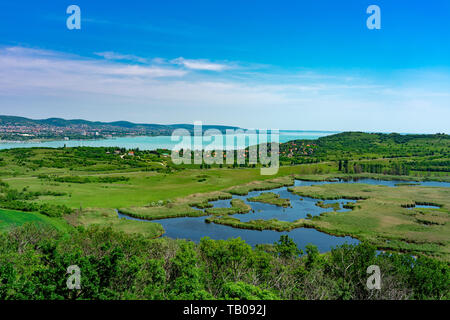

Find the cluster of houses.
xmin=280 ymin=142 xmax=317 ymax=158
xmin=105 ymin=150 xmax=135 ymax=156
xmin=0 ymin=123 xmax=116 ymax=139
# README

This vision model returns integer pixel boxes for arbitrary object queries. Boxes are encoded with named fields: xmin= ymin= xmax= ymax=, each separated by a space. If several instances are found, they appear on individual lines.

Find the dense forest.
xmin=280 ymin=132 xmax=450 ymax=175
xmin=0 ymin=224 xmax=448 ymax=300
xmin=281 ymin=132 xmax=449 ymax=161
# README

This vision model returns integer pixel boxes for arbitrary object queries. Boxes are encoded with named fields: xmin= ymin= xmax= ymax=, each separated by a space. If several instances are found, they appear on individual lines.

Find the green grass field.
xmin=2 ymin=166 xmax=314 ymax=208
xmin=0 ymin=208 xmax=71 ymax=232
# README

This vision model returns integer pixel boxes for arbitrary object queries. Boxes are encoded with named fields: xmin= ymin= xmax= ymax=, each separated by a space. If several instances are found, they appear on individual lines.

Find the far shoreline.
xmin=0 ymin=130 xmax=340 ymax=146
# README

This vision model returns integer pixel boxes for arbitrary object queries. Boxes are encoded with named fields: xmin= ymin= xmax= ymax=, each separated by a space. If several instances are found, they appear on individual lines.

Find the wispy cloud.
xmin=0 ymin=47 xmax=187 ymax=80
xmin=170 ymin=57 xmax=231 ymax=71
xmin=94 ymin=51 xmax=149 ymax=64
xmin=0 ymin=46 xmax=449 ymax=133
xmin=93 ymin=51 xmax=234 ymax=72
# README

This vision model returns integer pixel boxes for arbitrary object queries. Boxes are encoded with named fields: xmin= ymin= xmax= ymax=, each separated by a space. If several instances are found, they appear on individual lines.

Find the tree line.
xmin=0 ymin=224 xmax=447 ymax=300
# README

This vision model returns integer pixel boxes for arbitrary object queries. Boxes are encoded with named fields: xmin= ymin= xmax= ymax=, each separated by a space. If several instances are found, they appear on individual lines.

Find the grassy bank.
xmin=205 ymin=215 xmax=308 ymax=232
xmin=66 ymin=208 xmax=164 ymax=238
xmin=205 ymin=199 xmax=252 ymax=215
xmin=248 ymin=192 xmax=291 ymax=207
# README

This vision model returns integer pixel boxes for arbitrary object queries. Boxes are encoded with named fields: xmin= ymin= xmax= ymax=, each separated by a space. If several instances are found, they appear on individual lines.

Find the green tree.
xmin=275 ymin=235 xmax=302 ymax=259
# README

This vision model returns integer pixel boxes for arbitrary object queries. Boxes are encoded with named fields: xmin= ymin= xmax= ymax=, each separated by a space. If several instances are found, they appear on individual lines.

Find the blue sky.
xmin=0 ymin=0 xmax=449 ymax=132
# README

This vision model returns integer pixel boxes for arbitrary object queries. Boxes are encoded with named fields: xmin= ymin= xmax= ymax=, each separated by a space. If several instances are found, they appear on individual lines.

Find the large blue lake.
xmin=0 ymin=130 xmax=338 ymax=150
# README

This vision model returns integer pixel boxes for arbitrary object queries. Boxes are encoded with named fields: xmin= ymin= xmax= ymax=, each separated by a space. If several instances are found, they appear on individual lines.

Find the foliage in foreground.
xmin=0 ymin=224 xmax=448 ymax=300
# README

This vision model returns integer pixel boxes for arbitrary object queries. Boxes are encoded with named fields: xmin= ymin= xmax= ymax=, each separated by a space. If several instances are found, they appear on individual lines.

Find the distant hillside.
xmin=278 ymin=131 xmax=450 ymax=171
xmin=0 ymin=115 xmax=242 ymax=141
xmin=0 ymin=115 xmax=240 ymax=131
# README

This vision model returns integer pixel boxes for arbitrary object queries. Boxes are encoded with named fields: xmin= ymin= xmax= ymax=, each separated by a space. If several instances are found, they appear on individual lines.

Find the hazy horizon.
xmin=1 ymin=113 xmax=445 ymax=135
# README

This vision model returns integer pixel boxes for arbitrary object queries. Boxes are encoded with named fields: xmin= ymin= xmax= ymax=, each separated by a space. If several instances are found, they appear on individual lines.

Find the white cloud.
xmin=94 ymin=51 xmax=149 ymax=64
xmin=0 ymin=47 xmax=187 ymax=80
xmin=171 ymin=57 xmax=230 ymax=71
xmin=0 ymin=46 xmax=449 ymax=133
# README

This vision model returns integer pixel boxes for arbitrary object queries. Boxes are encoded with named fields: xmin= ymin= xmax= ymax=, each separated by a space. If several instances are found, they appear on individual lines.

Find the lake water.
xmin=119 ymin=212 xmax=359 ymax=253
xmin=0 ymin=130 xmax=338 ymax=150
xmin=300 ymin=178 xmax=450 ymax=188
xmin=408 ymin=205 xmax=441 ymax=209
xmin=215 ymin=185 xmax=356 ymax=223
xmin=118 ymin=178 xmax=449 ymax=252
